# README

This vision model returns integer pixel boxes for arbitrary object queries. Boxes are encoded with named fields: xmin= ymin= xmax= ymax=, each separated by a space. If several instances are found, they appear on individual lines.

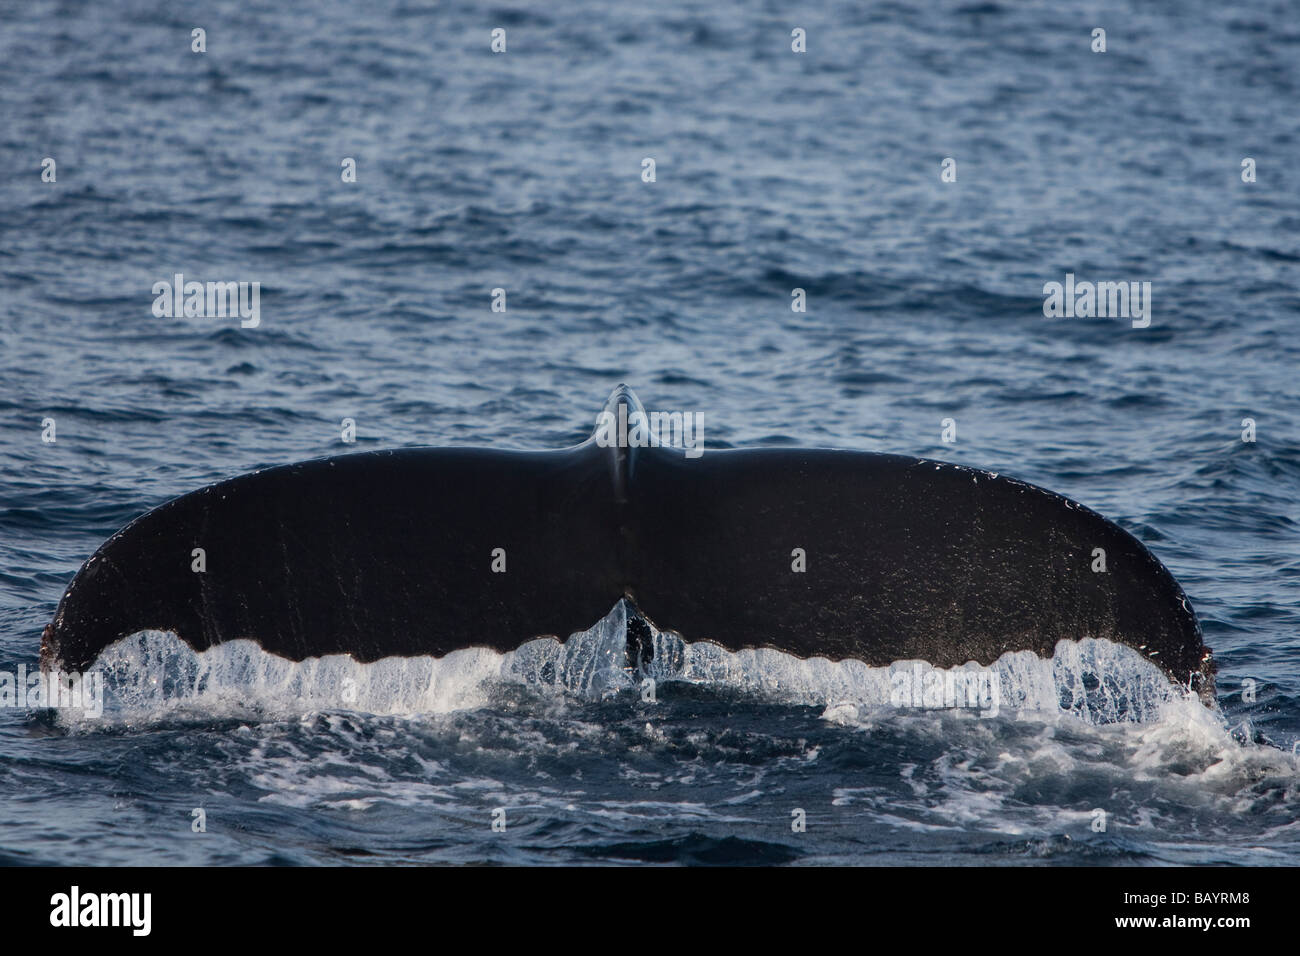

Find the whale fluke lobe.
xmin=41 ymin=443 xmax=626 ymax=673
xmin=42 ymin=386 xmax=1214 ymax=702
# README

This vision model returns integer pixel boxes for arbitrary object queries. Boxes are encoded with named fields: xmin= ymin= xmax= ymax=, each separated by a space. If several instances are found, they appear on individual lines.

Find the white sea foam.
xmin=61 ymin=600 xmax=1210 ymax=731
xmin=62 ymin=605 xmax=1300 ymax=850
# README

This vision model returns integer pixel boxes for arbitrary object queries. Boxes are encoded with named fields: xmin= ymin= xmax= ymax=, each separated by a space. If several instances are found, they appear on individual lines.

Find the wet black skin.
xmin=42 ymin=386 xmax=1214 ymax=701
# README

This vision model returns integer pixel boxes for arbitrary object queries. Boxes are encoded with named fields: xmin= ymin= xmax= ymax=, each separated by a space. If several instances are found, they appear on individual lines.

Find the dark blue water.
xmin=1 ymin=0 xmax=1298 ymax=865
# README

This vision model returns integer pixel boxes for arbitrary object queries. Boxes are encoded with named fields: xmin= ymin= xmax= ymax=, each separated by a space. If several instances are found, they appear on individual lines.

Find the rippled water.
xmin=1 ymin=0 xmax=1298 ymax=865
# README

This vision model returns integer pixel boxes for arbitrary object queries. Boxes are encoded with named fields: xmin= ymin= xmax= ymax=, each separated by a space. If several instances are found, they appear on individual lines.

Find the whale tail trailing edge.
xmin=42 ymin=386 xmax=1213 ymax=702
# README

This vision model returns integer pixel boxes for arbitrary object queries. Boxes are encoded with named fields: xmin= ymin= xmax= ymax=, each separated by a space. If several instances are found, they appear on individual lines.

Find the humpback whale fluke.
xmin=41 ymin=386 xmax=1214 ymax=702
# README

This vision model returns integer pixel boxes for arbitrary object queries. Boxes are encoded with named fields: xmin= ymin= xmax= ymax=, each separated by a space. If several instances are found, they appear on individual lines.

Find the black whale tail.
xmin=42 ymin=385 xmax=1214 ymax=704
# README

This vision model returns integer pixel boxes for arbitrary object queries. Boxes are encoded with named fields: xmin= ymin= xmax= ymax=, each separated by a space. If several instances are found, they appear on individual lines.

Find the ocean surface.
xmin=1 ymin=0 xmax=1298 ymax=865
